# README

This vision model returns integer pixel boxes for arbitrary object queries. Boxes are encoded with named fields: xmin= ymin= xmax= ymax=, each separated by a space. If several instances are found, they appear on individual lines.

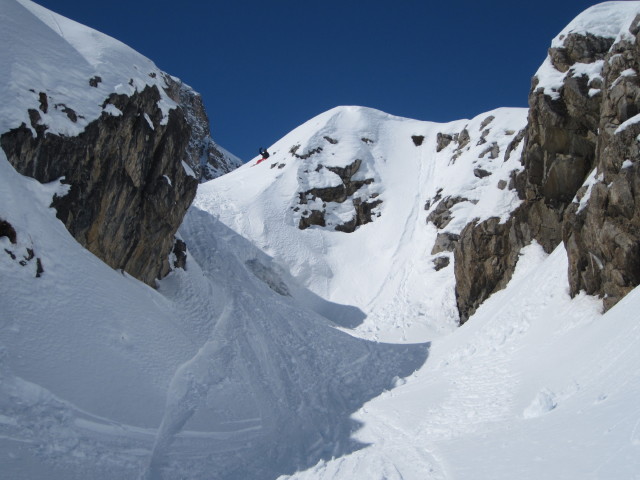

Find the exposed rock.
xmin=563 ymin=27 xmax=640 ymax=310
xmin=411 ymin=135 xmax=425 ymax=146
xmin=456 ymin=128 xmax=471 ymax=150
xmin=334 ymin=198 xmax=382 ymax=233
xmin=479 ymin=142 xmax=500 ymax=160
xmin=480 ymin=115 xmax=495 ymax=130
xmin=548 ymin=33 xmax=614 ymax=73
xmin=436 ymin=133 xmax=453 ymax=152
xmin=453 ymin=16 xmax=640 ymax=320
xmin=299 ymin=209 xmax=326 ymax=229
xmin=1 ymin=85 xmax=198 ymax=287
xmin=454 ymin=208 xmax=531 ymax=323
xmin=297 ymin=158 xmax=381 ymax=232
xmin=290 ymin=144 xmax=323 ymax=160
xmin=504 ymin=128 xmax=526 ymax=161
xmin=431 ymin=232 xmax=460 ymax=255
xmin=0 ymin=219 xmax=17 ymax=244
xmin=163 ymin=76 xmax=240 ymax=181
xmin=433 ymin=256 xmax=450 ymax=271
xmin=426 ymin=196 xmax=468 ymax=229
xmin=473 ymin=168 xmax=492 ymax=179
xmin=89 ymin=76 xmax=102 ymax=88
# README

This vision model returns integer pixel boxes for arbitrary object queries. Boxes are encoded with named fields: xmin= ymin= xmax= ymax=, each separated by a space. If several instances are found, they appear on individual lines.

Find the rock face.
xmin=563 ymin=16 xmax=640 ymax=310
xmin=453 ymin=10 xmax=640 ymax=322
xmin=1 ymin=84 xmax=199 ymax=286
xmin=164 ymin=77 xmax=242 ymax=181
xmin=293 ymin=138 xmax=383 ymax=233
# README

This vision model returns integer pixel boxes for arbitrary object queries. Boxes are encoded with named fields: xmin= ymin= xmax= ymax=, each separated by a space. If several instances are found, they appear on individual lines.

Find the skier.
xmin=255 ymin=147 xmax=270 ymax=165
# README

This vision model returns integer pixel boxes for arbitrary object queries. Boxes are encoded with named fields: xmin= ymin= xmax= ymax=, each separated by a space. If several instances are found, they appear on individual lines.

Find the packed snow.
xmin=2 ymin=1 xmax=640 ymax=480
xmin=534 ymin=1 xmax=640 ymax=100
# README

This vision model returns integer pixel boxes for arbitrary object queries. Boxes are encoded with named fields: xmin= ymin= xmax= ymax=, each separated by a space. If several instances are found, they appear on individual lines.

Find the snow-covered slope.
xmin=0 ymin=0 xmax=176 ymax=136
xmin=3 ymin=1 xmax=640 ymax=479
xmin=280 ymin=242 xmax=640 ymax=480
xmin=0 ymin=144 xmax=426 ymax=479
xmin=197 ymin=105 xmax=528 ymax=341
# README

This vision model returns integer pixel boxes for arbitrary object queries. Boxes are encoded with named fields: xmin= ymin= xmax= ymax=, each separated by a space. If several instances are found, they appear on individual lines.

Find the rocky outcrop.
xmin=453 ymin=12 xmax=640 ymax=322
xmin=297 ymin=159 xmax=382 ymax=232
xmin=164 ymin=77 xmax=242 ymax=181
xmin=1 ymin=85 xmax=198 ymax=286
xmin=563 ymin=16 xmax=640 ymax=310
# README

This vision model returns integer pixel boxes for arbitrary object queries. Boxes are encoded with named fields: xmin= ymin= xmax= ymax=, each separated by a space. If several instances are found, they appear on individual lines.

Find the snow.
xmin=0 ymin=0 xmax=184 ymax=166
xmin=2 ymin=1 xmax=640 ymax=480
xmin=550 ymin=1 xmax=640 ymax=48
xmin=534 ymin=2 xmax=640 ymax=100
xmin=615 ymin=112 xmax=640 ymax=134
xmin=197 ymin=105 xmax=527 ymax=342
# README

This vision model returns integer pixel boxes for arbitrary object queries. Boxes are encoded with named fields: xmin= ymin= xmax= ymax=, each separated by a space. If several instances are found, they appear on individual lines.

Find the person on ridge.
xmin=257 ymin=147 xmax=270 ymax=163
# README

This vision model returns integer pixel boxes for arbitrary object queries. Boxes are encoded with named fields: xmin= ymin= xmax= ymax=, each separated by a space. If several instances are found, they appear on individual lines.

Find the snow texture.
xmin=2 ymin=2 xmax=640 ymax=480
xmin=535 ymin=2 xmax=640 ymax=100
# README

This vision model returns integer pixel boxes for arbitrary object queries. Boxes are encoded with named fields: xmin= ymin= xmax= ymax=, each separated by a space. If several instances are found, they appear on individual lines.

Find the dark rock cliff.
xmin=454 ymin=14 xmax=640 ymax=323
xmin=1 ymin=84 xmax=199 ymax=286
xmin=164 ymin=77 xmax=242 ymax=181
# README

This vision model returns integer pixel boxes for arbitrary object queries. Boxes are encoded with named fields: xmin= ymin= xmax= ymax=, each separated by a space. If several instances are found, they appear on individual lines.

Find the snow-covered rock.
xmin=0 ymin=0 xmax=239 ymax=286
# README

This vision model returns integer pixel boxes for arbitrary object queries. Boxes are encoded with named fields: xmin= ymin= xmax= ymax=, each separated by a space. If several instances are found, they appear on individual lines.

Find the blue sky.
xmin=37 ymin=0 xmax=599 ymax=161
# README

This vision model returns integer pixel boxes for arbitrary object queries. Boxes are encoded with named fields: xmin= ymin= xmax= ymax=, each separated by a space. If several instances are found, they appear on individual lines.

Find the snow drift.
xmin=2 ymin=1 xmax=640 ymax=480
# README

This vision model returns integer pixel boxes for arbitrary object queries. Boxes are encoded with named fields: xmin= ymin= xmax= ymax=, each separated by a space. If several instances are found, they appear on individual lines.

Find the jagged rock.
xmin=436 ymin=133 xmax=453 ymax=152
xmin=1 ymin=85 xmax=198 ymax=287
xmin=548 ymin=33 xmax=614 ymax=72
xmin=474 ymin=168 xmax=492 ymax=178
xmin=412 ymin=135 xmax=425 ymax=146
xmin=453 ymin=15 xmax=640 ymax=320
xmin=563 ymin=24 xmax=640 ymax=310
xmin=0 ymin=219 xmax=17 ymax=244
xmin=504 ymin=128 xmax=526 ymax=161
xmin=480 ymin=115 xmax=495 ymax=130
xmin=431 ymin=232 xmax=460 ymax=254
xmin=454 ymin=128 xmax=470 ymax=151
xmin=433 ymin=256 xmax=450 ymax=271
xmin=299 ymin=210 xmax=326 ymax=229
xmin=454 ymin=209 xmax=531 ymax=323
xmin=426 ymin=196 xmax=467 ymax=229
xmin=89 ymin=76 xmax=102 ymax=88
xmin=479 ymin=142 xmax=500 ymax=160
xmin=297 ymin=158 xmax=381 ymax=232
xmin=163 ymin=77 xmax=240 ymax=181
xmin=334 ymin=198 xmax=383 ymax=233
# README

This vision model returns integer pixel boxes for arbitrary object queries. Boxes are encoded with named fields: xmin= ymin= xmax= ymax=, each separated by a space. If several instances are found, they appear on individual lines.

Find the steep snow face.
xmin=197 ymin=105 xmax=528 ymax=341
xmin=0 ymin=0 xmax=177 ymax=136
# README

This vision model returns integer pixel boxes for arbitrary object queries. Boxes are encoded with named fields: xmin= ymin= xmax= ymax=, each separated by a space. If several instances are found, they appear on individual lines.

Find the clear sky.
xmin=36 ymin=0 xmax=600 ymax=161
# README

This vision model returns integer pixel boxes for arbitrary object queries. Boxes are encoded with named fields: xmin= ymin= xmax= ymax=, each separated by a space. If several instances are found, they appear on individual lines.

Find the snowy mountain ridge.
xmin=197 ymin=105 xmax=528 ymax=339
xmin=2 ymin=1 xmax=640 ymax=479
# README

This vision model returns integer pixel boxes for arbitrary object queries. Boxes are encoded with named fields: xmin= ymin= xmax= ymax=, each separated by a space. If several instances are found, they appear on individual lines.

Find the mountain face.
xmin=206 ymin=2 xmax=640 ymax=326
xmin=2 ymin=1 xmax=640 ymax=480
xmin=455 ymin=2 xmax=640 ymax=319
xmin=0 ymin=0 xmax=240 ymax=286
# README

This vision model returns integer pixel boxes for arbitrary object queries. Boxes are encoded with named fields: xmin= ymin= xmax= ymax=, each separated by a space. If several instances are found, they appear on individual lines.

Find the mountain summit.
xmin=2 ymin=1 xmax=640 ymax=480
